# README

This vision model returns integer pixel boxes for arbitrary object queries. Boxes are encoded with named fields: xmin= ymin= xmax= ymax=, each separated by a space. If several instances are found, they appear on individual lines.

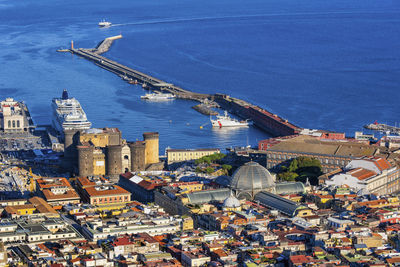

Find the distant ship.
xmin=364 ymin=120 xmax=400 ymax=135
xmin=52 ymin=89 xmax=92 ymax=137
xmin=141 ymin=92 xmax=176 ymax=101
xmin=98 ymin=20 xmax=112 ymax=27
xmin=211 ymin=111 xmax=251 ymax=127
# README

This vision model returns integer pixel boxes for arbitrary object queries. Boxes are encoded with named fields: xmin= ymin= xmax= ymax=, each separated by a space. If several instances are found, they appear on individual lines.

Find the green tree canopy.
xmin=205 ymin=167 xmax=215 ymax=174
xmin=195 ymin=153 xmax=226 ymax=165
xmin=278 ymin=171 xmax=298 ymax=181
xmin=277 ymin=156 xmax=322 ymax=185
xmin=222 ymin=164 xmax=232 ymax=171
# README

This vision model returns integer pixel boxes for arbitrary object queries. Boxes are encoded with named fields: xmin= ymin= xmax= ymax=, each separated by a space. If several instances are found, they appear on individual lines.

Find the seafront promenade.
xmin=60 ymin=36 xmax=302 ymax=137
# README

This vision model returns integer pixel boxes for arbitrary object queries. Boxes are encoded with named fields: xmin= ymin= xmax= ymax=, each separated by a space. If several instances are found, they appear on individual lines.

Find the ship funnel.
xmin=62 ymin=89 xmax=69 ymax=100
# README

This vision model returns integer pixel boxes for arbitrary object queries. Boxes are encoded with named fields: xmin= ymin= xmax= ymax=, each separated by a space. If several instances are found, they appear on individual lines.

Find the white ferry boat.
xmin=141 ymin=92 xmax=176 ymax=101
xmin=98 ymin=20 xmax=112 ymax=27
xmin=52 ymin=90 xmax=92 ymax=137
xmin=210 ymin=111 xmax=251 ymax=128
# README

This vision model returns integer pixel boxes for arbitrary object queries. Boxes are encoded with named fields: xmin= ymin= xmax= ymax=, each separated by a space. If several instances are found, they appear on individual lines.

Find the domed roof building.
xmin=230 ymin=161 xmax=276 ymax=200
xmin=223 ymin=192 xmax=241 ymax=210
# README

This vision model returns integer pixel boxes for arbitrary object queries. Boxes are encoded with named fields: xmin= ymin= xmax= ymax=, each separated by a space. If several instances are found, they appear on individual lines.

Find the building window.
xmin=7 ymin=121 xmax=10 ymax=128
xmin=17 ymin=120 xmax=20 ymax=128
xmin=12 ymin=121 xmax=15 ymax=128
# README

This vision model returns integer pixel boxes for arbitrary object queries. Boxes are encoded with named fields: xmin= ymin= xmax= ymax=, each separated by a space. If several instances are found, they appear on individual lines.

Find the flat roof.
xmin=84 ymin=185 xmax=130 ymax=197
xmin=167 ymin=148 xmax=220 ymax=152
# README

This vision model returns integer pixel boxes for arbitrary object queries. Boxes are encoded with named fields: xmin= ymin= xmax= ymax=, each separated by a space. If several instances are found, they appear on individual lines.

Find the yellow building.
xmin=143 ymin=132 xmax=159 ymax=165
xmin=79 ymin=128 xmax=121 ymax=148
xmin=295 ymin=207 xmax=314 ymax=217
xmin=4 ymin=204 xmax=36 ymax=215
xmin=77 ymin=128 xmax=123 ymax=177
xmin=92 ymin=149 xmax=106 ymax=176
xmin=182 ymin=216 xmax=194 ymax=231
xmin=172 ymin=182 xmax=203 ymax=193
xmin=166 ymin=148 xmax=221 ymax=164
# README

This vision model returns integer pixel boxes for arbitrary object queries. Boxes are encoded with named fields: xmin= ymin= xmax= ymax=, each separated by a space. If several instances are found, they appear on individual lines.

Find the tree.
xmin=204 ymin=157 xmax=212 ymax=165
xmin=222 ymin=164 xmax=232 ymax=171
xmin=288 ymin=158 xmax=298 ymax=172
xmin=278 ymin=172 xmax=298 ymax=181
xmin=205 ymin=167 xmax=215 ymax=174
xmin=296 ymin=156 xmax=322 ymax=169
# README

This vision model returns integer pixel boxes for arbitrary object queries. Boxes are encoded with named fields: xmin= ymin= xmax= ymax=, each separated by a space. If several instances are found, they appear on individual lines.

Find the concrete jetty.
xmin=69 ymin=47 xmax=209 ymax=101
xmin=94 ymin=34 xmax=123 ymax=55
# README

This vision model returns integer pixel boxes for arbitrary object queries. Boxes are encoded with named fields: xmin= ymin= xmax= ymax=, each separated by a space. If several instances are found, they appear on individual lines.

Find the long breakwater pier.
xmin=60 ymin=36 xmax=302 ymax=137
xmin=67 ymin=35 xmax=209 ymax=101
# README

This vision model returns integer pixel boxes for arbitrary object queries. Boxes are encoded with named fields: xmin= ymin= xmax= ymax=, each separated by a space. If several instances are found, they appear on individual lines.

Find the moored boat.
xmin=210 ymin=111 xmax=251 ymax=127
xmin=141 ymin=92 xmax=176 ymax=101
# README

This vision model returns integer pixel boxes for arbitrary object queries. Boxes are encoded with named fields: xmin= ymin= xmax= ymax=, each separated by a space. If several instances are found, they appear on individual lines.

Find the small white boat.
xmin=211 ymin=111 xmax=251 ymax=127
xmin=120 ymin=74 xmax=132 ymax=81
xmin=98 ymin=20 xmax=112 ymax=27
xmin=141 ymin=92 xmax=176 ymax=101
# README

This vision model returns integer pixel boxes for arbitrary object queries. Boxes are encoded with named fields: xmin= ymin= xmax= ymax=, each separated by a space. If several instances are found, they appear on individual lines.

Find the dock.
xmin=94 ymin=35 xmax=123 ymax=55
xmin=72 ymin=48 xmax=209 ymax=101
xmin=60 ymin=37 xmax=303 ymax=137
xmin=192 ymin=104 xmax=218 ymax=116
xmin=364 ymin=122 xmax=400 ymax=135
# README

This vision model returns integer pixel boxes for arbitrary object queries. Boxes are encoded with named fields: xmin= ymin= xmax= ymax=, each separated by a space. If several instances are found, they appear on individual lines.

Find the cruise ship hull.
xmin=52 ymin=90 xmax=92 ymax=137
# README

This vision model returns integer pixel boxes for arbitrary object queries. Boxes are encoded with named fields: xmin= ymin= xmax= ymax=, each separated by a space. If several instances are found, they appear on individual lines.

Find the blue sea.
xmin=0 ymin=0 xmax=399 ymax=153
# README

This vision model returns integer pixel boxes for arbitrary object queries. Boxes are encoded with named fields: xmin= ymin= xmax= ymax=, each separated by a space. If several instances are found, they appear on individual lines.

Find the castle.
xmin=64 ymin=128 xmax=162 ymax=178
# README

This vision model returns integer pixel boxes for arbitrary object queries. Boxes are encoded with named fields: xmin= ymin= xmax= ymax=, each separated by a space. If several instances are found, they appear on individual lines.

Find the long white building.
xmin=325 ymin=157 xmax=400 ymax=195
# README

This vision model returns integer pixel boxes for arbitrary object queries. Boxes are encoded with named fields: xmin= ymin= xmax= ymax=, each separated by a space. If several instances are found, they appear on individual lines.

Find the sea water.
xmin=0 ymin=0 xmax=399 ymax=152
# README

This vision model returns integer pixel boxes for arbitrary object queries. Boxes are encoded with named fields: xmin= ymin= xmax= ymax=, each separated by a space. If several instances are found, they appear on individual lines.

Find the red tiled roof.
xmin=113 ymin=237 xmax=132 ymax=247
xmin=372 ymin=157 xmax=392 ymax=171
xmin=84 ymin=185 xmax=130 ymax=197
xmin=121 ymin=172 xmax=134 ymax=179
xmin=358 ymin=199 xmax=388 ymax=207
xmin=138 ymin=179 xmax=166 ymax=190
xmin=78 ymin=177 xmax=96 ymax=187
xmin=348 ymin=168 xmax=376 ymax=180
xmin=290 ymin=255 xmax=312 ymax=264
xmin=36 ymin=177 xmax=72 ymax=189
xmin=387 ymin=257 xmax=400 ymax=263
xmin=42 ymin=188 xmax=80 ymax=201
xmin=29 ymin=197 xmax=59 ymax=214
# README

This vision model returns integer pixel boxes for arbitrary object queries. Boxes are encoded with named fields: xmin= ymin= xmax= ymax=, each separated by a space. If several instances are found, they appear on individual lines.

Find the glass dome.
xmin=230 ymin=162 xmax=275 ymax=198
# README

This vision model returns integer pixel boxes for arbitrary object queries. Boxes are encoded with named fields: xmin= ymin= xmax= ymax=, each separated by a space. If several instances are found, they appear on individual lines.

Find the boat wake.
xmin=109 ymin=11 xmax=396 ymax=28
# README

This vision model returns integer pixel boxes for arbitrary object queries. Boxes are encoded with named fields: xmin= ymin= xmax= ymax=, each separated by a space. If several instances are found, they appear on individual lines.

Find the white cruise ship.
xmin=210 ymin=111 xmax=251 ymax=128
xmin=52 ymin=90 xmax=92 ymax=136
xmin=141 ymin=92 xmax=176 ymax=101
